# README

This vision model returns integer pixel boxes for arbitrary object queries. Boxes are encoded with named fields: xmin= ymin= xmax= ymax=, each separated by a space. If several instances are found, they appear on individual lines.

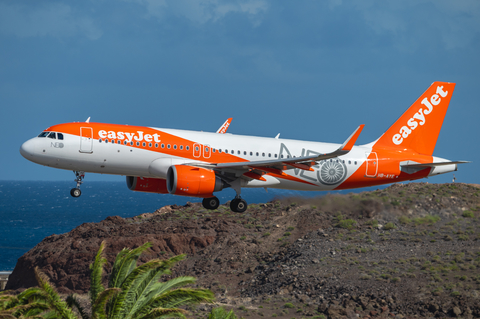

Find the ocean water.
xmin=0 ymin=180 xmax=330 ymax=271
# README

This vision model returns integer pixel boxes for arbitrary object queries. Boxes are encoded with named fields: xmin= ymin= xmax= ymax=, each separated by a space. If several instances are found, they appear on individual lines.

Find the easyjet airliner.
xmin=20 ymin=82 xmax=467 ymax=212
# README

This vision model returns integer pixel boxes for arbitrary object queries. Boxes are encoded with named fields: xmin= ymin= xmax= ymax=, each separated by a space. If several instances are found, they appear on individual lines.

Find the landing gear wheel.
xmin=230 ymin=198 xmax=247 ymax=213
xmin=202 ymin=197 xmax=220 ymax=210
xmin=70 ymin=188 xmax=81 ymax=198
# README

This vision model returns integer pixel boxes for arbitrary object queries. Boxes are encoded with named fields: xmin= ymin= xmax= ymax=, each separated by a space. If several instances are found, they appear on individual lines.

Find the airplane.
xmin=20 ymin=82 xmax=468 ymax=212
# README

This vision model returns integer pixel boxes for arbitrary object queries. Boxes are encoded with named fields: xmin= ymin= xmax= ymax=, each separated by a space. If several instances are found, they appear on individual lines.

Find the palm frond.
xmin=108 ymin=242 xmax=152 ymax=289
xmin=207 ymin=307 xmax=238 ymax=319
xmin=66 ymin=295 xmax=89 ymax=319
xmin=125 ymin=258 xmax=189 ymax=318
xmin=108 ymin=259 xmax=164 ymax=319
xmin=137 ymin=307 xmax=187 ymax=319
xmin=9 ymin=302 xmax=50 ymax=317
xmin=90 ymin=240 xmax=108 ymax=305
xmin=142 ymin=276 xmax=197 ymax=305
xmin=90 ymin=288 xmax=120 ymax=319
xmin=149 ymin=289 xmax=214 ymax=309
xmin=34 ymin=267 xmax=78 ymax=319
xmin=0 ymin=312 xmax=17 ymax=319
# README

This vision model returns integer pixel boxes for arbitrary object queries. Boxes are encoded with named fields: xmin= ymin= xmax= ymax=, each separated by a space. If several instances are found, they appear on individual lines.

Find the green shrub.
xmin=284 ymin=303 xmax=295 ymax=309
xmin=399 ymin=216 xmax=411 ymax=224
xmin=337 ymin=219 xmax=356 ymax=230
xmin=384 ymin=222 xmax=396 ymax=230
xmin=413 ymin=215 xmax=441 ymax=225
xmin=463 ymin=210 xmax=474 ymax=218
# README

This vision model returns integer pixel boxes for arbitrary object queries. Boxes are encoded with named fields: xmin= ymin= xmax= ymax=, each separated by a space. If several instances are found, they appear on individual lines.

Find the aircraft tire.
xmin=202 ymin=197 xmax=220 ymax=210
xmin=70 ymin=188 xmax=81 ymax=198
xmin=230 ymin=198 xmax=247 ymax=213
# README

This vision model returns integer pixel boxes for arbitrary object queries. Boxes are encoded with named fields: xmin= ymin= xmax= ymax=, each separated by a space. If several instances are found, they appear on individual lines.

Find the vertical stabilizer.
xmin=373 ymin=82 xmax=455 ymax=155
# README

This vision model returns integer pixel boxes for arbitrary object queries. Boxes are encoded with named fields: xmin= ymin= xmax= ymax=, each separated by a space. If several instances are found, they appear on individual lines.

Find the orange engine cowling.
xmin=167 ymin=165 xmax=225 ymax=197
xmin=126 ymin=176 xmax=169 ymax=194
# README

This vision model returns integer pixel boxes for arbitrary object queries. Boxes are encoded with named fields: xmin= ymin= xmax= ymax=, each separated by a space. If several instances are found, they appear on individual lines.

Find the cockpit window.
xmin=57 ymin=133 xmax=64 ymax=140
xmin=38 ymin=132 xmax=49 ymax=138
xmin=47 ymin=132 xmax=56 ymax=139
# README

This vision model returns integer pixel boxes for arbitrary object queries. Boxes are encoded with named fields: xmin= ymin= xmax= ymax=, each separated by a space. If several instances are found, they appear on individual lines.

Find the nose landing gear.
xmin=70 ymin=171 xmax=85 ymax=198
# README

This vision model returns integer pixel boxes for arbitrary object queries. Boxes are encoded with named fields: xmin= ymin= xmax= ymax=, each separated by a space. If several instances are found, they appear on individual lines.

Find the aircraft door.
xmin=193 ymin=143 xmax=201 ymax=158
xmin=80 ymin=127 xmax=93 ymax=153
xmin=203 ymin=145 xmax=211 ymax=159
xmin=365 ymin=152 xmax=378 ymax=178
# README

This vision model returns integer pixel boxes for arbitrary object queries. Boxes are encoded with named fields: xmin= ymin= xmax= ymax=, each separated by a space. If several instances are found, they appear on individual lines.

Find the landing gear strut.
xmin=70 ymin=171 xmax=85 ymax=198
xmin=202 ymin=197 xmax=220 ymax=210
xmin=230 ymin=196 xmax=247 ymax=213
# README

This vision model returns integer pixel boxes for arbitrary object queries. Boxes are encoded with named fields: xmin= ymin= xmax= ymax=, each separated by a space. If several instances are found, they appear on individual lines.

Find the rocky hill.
xmin=6 ymin=183 xmax=480 ymax=318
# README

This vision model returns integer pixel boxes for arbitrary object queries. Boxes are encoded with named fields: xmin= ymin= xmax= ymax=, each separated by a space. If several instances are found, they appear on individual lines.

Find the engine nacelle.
xmin=126 ymin=176 xmax=169 ymax=194
xmin=167 ymin=165 xmax=225 ymax=197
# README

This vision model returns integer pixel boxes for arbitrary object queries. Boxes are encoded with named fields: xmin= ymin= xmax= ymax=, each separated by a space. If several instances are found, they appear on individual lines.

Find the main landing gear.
xmin=202 ymin=197 xmax=220 ymax=210
xmin=230 ymin=196 xmax=247 ymax=213
xmin=201 ymin=196 xmax=248 ymax=212
xmin=70 ymin=171 xmax=85 ymax=198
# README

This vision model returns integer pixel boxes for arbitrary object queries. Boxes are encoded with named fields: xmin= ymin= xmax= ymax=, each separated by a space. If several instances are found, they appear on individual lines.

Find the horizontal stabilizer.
xmin=401 ymin=161 xmax=470 ymax=168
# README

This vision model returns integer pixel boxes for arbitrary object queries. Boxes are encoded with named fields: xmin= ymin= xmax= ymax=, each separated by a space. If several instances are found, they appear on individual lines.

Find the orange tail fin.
xmin=373 ymin=81 xmax=456 ymax=155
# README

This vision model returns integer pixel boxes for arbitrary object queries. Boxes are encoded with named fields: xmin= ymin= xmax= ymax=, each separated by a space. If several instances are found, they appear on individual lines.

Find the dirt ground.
xmin=6 ymin=182 xmax=480 ymax=318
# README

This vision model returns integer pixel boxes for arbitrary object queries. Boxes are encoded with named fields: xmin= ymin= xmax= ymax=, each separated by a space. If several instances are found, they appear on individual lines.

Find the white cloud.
xmin=0 ymin=2 xmax=102 ymax=40
xmin=126 ymin=0 xmax=269 ymax=25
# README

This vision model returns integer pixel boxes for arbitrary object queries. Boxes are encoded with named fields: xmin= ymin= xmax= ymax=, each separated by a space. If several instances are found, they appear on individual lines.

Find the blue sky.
xmin=1 ymin=0 xmax=479 ymax=186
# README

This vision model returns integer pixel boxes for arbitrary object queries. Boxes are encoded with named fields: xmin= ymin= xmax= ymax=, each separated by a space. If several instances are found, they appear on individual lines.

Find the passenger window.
xmin=262 ymin=153 xmax=265 ymax=157
xmin=268 ymin=153 xmax=271 ymax=157
xmin=155 ymin=143 xmax=158 ymax=148
xmin=186 ymin=146 xmax=190 ymax=151
xmin=219 ymin=149 xmax=222 ymax=153
xmin=124 ymin=141 xmax=127 ymax=145
xmin=106 ymin=140 xmax=109 ymax=143
xmin=118 ymin=141 xmax=121 ymax=144
xmin=174 ymin=145 xmax=177 ymax=150
xmin=355 ymin=161 xmax=357 ymax=165
xmin=250 ymin=152 xmax=253 ymax=156
xmin=47 ymin=132 xmax=56 ymax=139
xmin=231 ymin=150 xmax=234 ymax=154
xmin=57 ymin=133 xmax=64 ymax=140
xmin=275 ymin=154 xmax=278 ymax=158
xmin=130 ymin=141 xmax=133 ymax=146
xmin=142 ymin=142 xmax=146 ymax=147
xmin=244 ymin=151 xmax=247 ymax=155
xmin=205 ymin=147 xmax=209 ymax=152
xmin=149 ymin=143 xmax=152 ymax=147
xmin=38 ymin=132 xmax=49 ymax=138
xmin=99 ymin=139 xmax=102 ymax=143
xmin=256 ymin=152 xmax=259 ymax=156
xmin=161 ymin=144 xmax=165 ymax=148
xmin=237 ymin=150 xmax=240 ymax=155
xmin=168 ymin=144 xmax=171 ymax=149
xmin=180 ymin=145 xmax=183 ymax=150
xmin=348 ymin=160 xmax=351 ymax=164
xmin=136 ymin=142 xmax=139 ymax=146
xmin=281 ymin=155 xmax=284 ymax=158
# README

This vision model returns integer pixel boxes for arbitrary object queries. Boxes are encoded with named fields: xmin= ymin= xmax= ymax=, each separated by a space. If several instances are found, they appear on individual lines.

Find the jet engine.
xmin=167 ymin=165 xmax=226 ymax=197
xmin=126 ymin=176 xmax=169 ymax=194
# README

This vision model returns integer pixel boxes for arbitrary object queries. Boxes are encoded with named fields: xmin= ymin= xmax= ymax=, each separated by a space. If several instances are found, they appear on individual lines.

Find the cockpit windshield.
xmin=37 ymin=132 xmax=64 ymax=140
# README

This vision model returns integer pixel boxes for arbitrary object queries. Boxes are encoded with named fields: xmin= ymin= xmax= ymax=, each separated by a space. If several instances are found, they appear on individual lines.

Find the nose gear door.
xmin=80 ymin=127 xmax=93 ymax=153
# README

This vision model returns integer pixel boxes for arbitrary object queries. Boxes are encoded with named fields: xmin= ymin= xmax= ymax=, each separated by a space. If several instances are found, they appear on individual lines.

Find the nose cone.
xmin=20 ymin=138 xmax=36 ymax=160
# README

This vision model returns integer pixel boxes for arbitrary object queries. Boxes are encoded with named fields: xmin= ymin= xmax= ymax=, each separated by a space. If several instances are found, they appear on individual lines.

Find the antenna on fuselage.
xmin=275 ymin=133 xmax=280 ymax=139
xmin=86 ymin=117 xmax=91 ymax=123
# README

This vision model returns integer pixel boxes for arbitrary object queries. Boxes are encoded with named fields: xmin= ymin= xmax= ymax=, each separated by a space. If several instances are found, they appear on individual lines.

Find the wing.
xmin=216 ymin=118 xmax=232 ymax=134
xmin=188 ymin=124 xmax=365 ymax=181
